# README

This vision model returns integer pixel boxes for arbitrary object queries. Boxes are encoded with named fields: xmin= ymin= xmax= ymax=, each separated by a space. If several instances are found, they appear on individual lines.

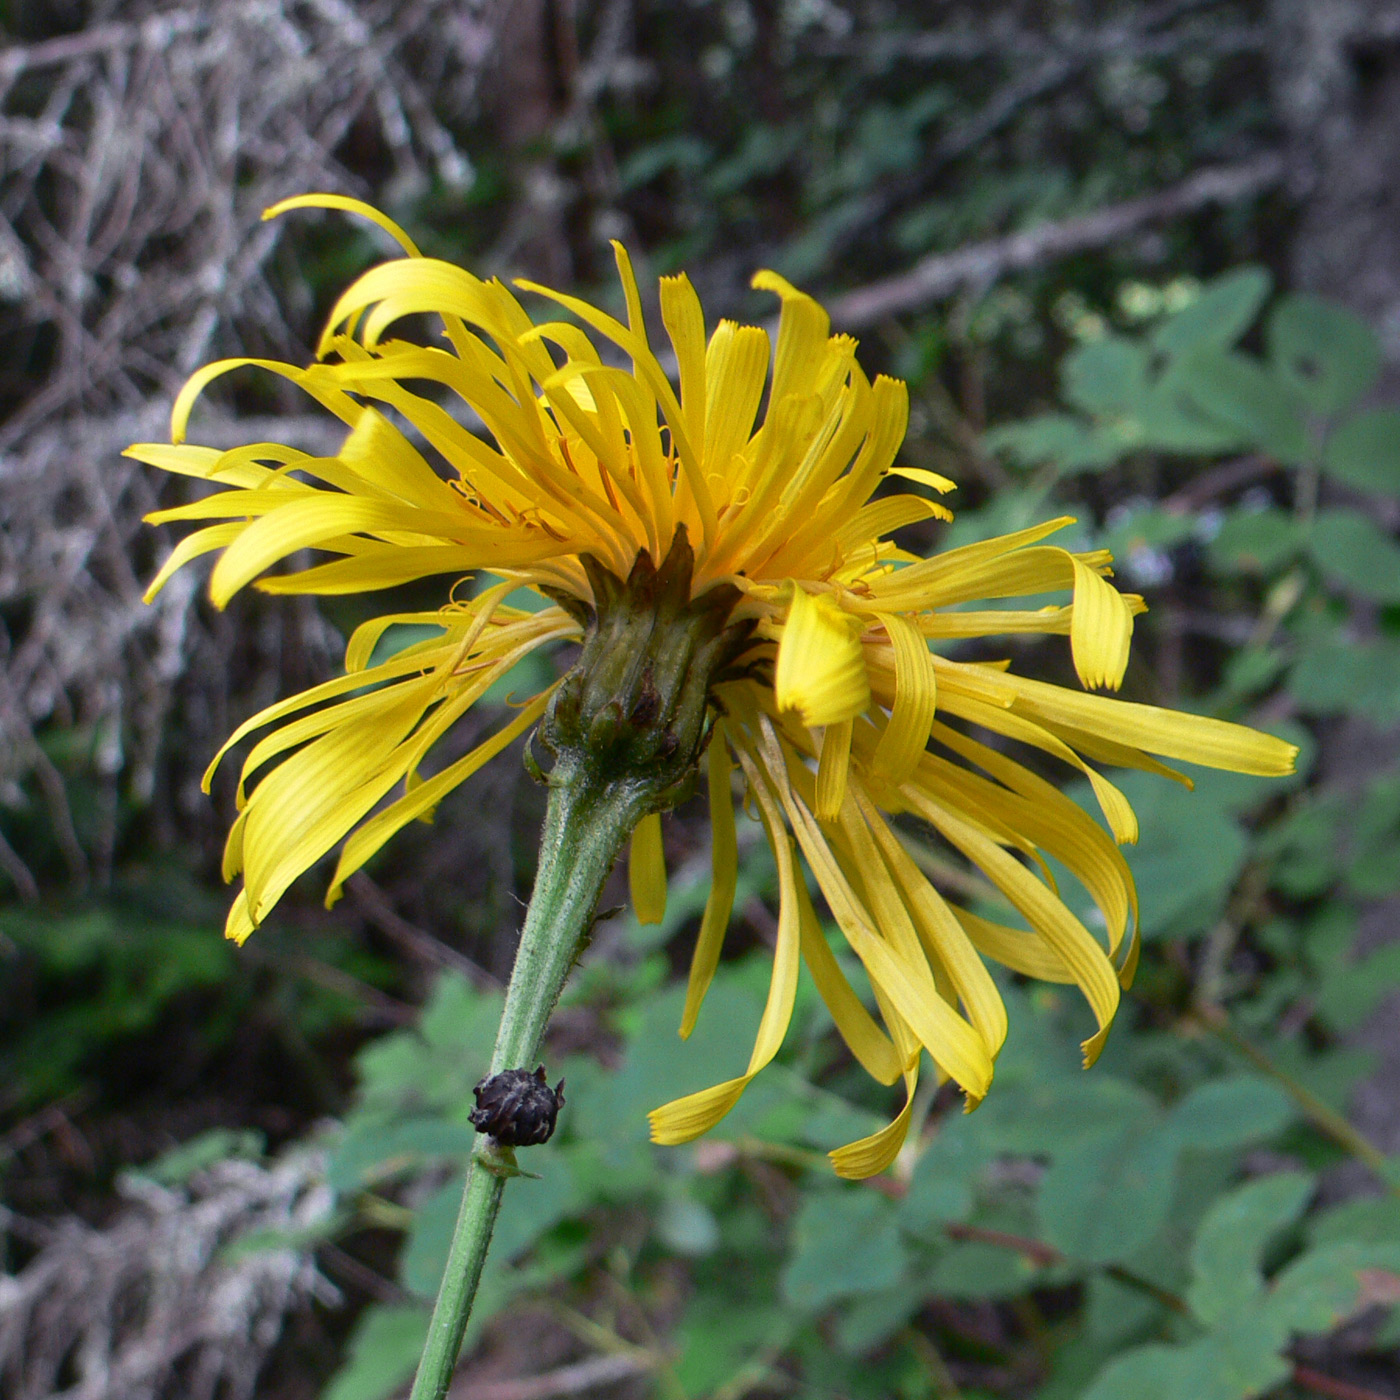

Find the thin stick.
xmin=828 ymin=155 xmax=1285 ymax=329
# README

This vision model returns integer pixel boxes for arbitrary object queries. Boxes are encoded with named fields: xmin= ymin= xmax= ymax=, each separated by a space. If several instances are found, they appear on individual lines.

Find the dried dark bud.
xmin=469 ymin=1066 xmax=565 ymax=1147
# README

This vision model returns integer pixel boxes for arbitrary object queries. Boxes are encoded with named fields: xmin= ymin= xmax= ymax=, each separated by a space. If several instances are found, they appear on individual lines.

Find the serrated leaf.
xmin=1309 ymin=1195 xmax=1400 ymax=1249
xmin=781 ymin=1188 xmax=907 ymax=1310
xmin=1164 ymin=1076 xmax=1295 ymax=1153
xmin=834 ymin=1284 xmax=923 ymax=1355
xmin=1173 ymin=348 xmax=1310 ymax=464
xmin=1267 ymin=294 xmax=1381 ymax=416
xmin=1112 ymin=772 xmax=1249 ymax=940
xmin=1178 ymin=1315 xmax=1292 ymax=1400
xmin=1038 ymin=1123 xmax=1180 ymax=1265
xmin=1308 ymin=508 xmax=1400 ymax=602
xmin=400 ymin=1147 xmax=577 ymax=1297
xmin=1187 ymin=1171 xmax=1313 ymax=1324
xmin=980 ymin=1073 xmax=1156 ymax=1156
xmin=1323 ymin=408 xmax=1400 ymax=496
xmin=1151 ymin=267 xmax=1272 ymax=358
xmin=1082 ymin=1318 xmax=1293 ymax=1400
xmin=673 ymin=1296 xmax=786 ymax=1395
xmin=1347 ymin=774 xmax=1400 ymax=898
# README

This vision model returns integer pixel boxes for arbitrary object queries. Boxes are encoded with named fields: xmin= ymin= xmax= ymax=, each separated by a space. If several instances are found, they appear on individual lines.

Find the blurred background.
xmin=3 ymin=2 xmax=1400 ymax=1398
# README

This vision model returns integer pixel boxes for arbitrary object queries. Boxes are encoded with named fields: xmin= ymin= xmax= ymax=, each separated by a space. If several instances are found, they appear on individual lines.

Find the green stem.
xmin=407 ymin=756 xmax=653 ymax=1400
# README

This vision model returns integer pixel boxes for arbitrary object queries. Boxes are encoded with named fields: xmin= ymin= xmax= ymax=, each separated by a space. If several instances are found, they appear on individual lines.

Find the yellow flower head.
xmin=131 ymin=195 xmax=1297 ymax=1178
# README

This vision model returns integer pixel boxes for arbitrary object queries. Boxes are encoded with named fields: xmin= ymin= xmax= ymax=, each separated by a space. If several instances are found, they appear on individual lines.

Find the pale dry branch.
xmin=0 ymin=1150 xmax=334 ymax=1400
xmin=828 ymin=154 xmax=1286 ymax=329
xmin=0 ymin=0 xmax=509 ymax=876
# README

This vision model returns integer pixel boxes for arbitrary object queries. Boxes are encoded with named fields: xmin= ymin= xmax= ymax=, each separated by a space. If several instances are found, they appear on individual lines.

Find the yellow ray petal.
xmin=144 ymin=523 xmax=245 ymax=602
xmin=792 ymin=867 xmax=902 ymax=1085
xmin=856 ymin=791 xmax=1008 ymax=1057
xmin=871 ymin=612 xmax=937 ymax=783
xmin=906 ymin=794 xmax=1120 ymax=1066
xmin=659 ymin=273 xmax=707 ymax=460
xmin=1070 ymin=554 xmax=1134 ymax=691
xmin=629 ymin=812 xmax=667 ymax=925
xmin=680 ymin=731 xmax=739 ymax=1038
xmin=751 ymin=269 xmax=831 ymax=403
xmin=987 ymin=670 xmax=1300 ymax=775
xmin=829 ymin=1066 xmax=919 ymax=1180
xmin=650 ymin=786 xmax=803 ymax=1144
xmin=775 ymin=587 xmax=871 ymax=727
xmin=815 ymin=718 xmax=854 ymax=821
xmin=743 ymin=734 xmax=993 ymax=1097
xmin=704 ymin=322 xmax=770 ymax=492
xmin=264 ymin=194 xmax=424 ymax=256
xmin=952 ymin=905 xmax=1075 ymax=983
xmin=327 ymin=692 xmax=552 ymax=901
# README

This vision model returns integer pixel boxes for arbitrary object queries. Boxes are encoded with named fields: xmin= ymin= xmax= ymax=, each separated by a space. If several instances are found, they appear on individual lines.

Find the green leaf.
xmin=1150 ymin=267 xmax=1272 ymax=358
xmin=1308 ymin=508 xmax=1400 ymax=602
xmin=1317 ymin=944 xmax=1400 ymax=1031
xmin=1164 ymin=1077 xmax=1295 ymax=1153
xmin=1267 ymin=294 xmax=1381 ymax=416
xmin=400 ymin=1147 xmax=578 ymax=1298
xmin=1037 ymin=1123 xmax=1180 ymax=1265
xmin=979 ymin=1073 xmax=1156 ymax=1156
xmin=834 ymin=1284 xmax=923 ymax=1355
xmin=1187 ymin=1171 xmax=1313 ymax=1324
xmin=673 ymin=1295 xmax=787 ymax=1395
xmin=1136 ymin=366 xmax=1250 ymax=454
xmin=1261 ymin=797 xmax=1346 ymax=898
xmin=1111 ymin=773 xmax=1249 ymax=940
xmin=1323 ymin=408 xmax=1400 ymax=496
xmin=327 ymin=1117 xmax=478 ymax=1192
xmin=1081 ymin=1342 xmax=1193 ymax=1400
xmin=1266 ymin=1240 xmax=1400 ymax=1334
xmin=141 ymin=1128 xmax=265 ymax=1184
xmin=1309 ymin=1195 xmax=1400 ymax=1249
xmin=898 ymin=1115 xmax=993 ymax=1234
xmin=1172 ymin=348 xmax=1310 ymax=464
xmin=982 ymin=414 xmax=1125 ymax=474
xmin=654 ymin=1192 xmax=721 ymax=1257
xmin=1347 ymin=774 xmax=1400 ymax=898
xmin=322 ymin=1304 xmax=430 ymax=1400
xmin=781 ymin=1188 xmax=907 ymax=1310
xmin=1177 ymin=1317 xmax=1292 ymax=1400
xmin=1063 ymin=337 xmax=1150 ymax=416
xmin=1287 ymin=637 xmax=1400 ymax=727
xmin=927 ymin=1237 xmax=1046 ymax=1299
xmin=1207 ymin=507 xmax=1304 ymax=575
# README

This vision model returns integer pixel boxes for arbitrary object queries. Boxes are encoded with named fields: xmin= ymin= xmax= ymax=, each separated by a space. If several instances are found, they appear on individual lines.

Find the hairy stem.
xmin=408 ymin=755 xmax=653 ymax=1400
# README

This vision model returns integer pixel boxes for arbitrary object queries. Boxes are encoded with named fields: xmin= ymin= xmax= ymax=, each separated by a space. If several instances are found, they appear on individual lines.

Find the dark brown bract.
xmin=469 ymin=1067 xmax=566 ymax=1147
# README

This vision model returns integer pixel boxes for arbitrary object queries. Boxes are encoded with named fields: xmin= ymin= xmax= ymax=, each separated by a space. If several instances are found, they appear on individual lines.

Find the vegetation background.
xmin=2 ymin=2 xmax=1400 ymax=1398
